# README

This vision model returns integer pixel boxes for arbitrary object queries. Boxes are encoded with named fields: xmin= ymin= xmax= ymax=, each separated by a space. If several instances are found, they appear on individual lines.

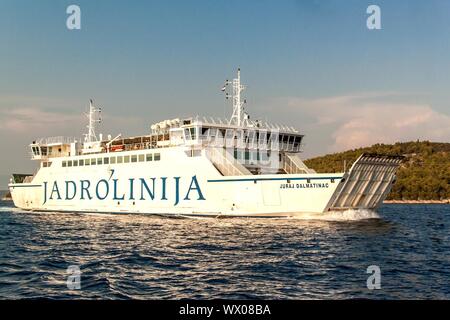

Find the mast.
xmin=223 ymin=68 xmax=248 ymax=127
xmin=85 ymin=99 xmax=102 ymax=143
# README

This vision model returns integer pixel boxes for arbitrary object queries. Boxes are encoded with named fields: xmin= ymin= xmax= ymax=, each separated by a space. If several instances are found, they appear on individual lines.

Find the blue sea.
xmin=0 ymin=200 xmax=449 ymax=299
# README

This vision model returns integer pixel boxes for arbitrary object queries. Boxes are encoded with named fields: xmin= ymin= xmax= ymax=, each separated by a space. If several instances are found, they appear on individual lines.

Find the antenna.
xmin=85 ymin=99 xmax=102 ymax=143
xmin=222 ymin=68 xmax=249 ymax=127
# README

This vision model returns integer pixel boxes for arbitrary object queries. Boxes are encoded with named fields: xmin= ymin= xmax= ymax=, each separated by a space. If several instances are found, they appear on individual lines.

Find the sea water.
xmin=0 ymin=200 xmax=449 ymax=299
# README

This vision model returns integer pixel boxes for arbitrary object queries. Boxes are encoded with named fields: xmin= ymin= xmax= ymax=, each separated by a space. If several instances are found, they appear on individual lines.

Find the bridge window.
xmin=190 ymin=127 xmax=196 ymax=140
xmin=97 ymin=158 xmax=102 ymax=165
xmin=259 ymin=131 xmax=267 ymax=146
xmin=269 ymin=132 xmax=278 ymax=150
xmin=139 ymin=154 xmax=145 ymax=162
xmin=79 ymin=159 xmax=84 ymax=166
xmin=131 ymin=155 xmax=137 ymax=163
xmin=62 ymin=161 xmax=67 ymax=167
xmin=201 ymin=127 xmax=209 ymax=138
xmin=91 ymin=158 xmax=96 ymax=165
xmin=85 ymin=159 xmax=90 ymax=166
xmin=73 ymin=160 xmax=78 ymax=167
xmin=239 ymin=130 xmax=247 ymax=149
xmin=117 ymin=156 xmax=123 ymax=164
xmin=124 ymin=155 xmax=130 ymax=163
xmin=146 ymin=154 xmax=153 ymax=161
xmin=248 ymin=131 xmax=256 ymax=148
xmin=104 ymin=157 xmax=109 ymax=165
xmin=110 ymin=156 xmax=116 ymax=164
xmin=154 ymin=153 xmax=161 ymax=161
xmin=288 ymin=136 xmax=294 ymax=151
xmin=68 ymin=160 xmax=72 ymax=167
xmin=209 ymin=128 xmax=217 ymax=138
xmin=184 ymin=129 xmax=191 ymax=141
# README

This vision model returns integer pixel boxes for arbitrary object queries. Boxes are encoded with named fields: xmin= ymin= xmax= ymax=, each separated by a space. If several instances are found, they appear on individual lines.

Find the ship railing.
xmin=125 ymin=142 xmax=159 ymax=151
xmin=194 ymin=116 xmax=299 ymax=133
xmin=35 ymin=136 xmax=77 ymax=145
xmin=11 ymin=173 xmax=34 ymax=184
xmin=199 ymin=132 xmax=303 ymax=152
xmin=29 ymin=150 xmax=70 ymax=159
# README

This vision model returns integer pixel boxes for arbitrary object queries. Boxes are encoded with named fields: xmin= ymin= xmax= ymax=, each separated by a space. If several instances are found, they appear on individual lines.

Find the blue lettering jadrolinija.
xmin=42 ymin=176 xmax=205 ymax=206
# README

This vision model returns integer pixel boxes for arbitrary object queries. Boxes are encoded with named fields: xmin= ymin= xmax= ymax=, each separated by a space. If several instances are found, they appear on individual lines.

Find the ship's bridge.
xmin=148 ymin=116 xmax=304 ymax=153
xmin=30 ymin=136 xmax=78 ymax=161
xmin=185 ymin=117 xmax=302 ymax=152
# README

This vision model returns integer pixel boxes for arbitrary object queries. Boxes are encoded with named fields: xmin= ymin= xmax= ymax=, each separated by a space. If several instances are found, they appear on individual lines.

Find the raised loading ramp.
xmin=325 ymin=153 xmax=404 ymax=211
xmin=205 ymin=147 xmax=251 ymax=176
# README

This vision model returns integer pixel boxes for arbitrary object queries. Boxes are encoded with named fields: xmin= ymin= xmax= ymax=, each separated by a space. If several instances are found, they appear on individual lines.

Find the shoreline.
xmin=384 ymin=200 xmax=450 ymax=204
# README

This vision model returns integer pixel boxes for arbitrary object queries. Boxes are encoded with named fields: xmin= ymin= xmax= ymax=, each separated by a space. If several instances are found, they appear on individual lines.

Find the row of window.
xmin=234 ymin=150 xmax=271 ymax=162
xmin=62 ymin=153 xmax=161 ymax=168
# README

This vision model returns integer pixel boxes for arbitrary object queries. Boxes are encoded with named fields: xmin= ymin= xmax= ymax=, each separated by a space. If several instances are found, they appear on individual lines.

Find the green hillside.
xmin=304 ymin=141 xmax=450 ymax=201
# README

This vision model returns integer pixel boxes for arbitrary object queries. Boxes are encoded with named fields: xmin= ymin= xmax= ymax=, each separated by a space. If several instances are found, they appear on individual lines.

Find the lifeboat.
xmin=110 ymin=145 xmax=124 ymax=152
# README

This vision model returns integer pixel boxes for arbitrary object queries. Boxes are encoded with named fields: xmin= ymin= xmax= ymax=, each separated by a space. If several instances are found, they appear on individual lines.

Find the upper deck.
xmin=29 ymin=116 xmax=303 ymax=159
xmin=29 ymin=69 xmax=305 ymax=172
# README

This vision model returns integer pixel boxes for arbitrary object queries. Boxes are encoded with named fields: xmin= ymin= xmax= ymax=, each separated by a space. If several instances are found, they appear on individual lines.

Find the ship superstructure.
xmin=9 ymin=69 xmax=403 ymax=217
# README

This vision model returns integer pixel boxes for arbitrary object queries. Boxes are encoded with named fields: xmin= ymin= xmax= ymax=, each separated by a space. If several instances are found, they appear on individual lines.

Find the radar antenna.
xmin=85 ymin=99 xmax=102 ymax=143
xmin=222 ymin=68 xmax=249 ymax=127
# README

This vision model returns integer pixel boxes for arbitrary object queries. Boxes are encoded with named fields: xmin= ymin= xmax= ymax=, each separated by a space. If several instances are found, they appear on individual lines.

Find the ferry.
xmin=9 ymin=69 xmax=403 ymax=217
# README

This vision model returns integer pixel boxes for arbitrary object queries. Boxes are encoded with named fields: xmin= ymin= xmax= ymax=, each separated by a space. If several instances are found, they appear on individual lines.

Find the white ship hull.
xmin=9 ymin=148 xmax=342 ymax=217
xmin=9 ymin=148 xmax=401 ymax=217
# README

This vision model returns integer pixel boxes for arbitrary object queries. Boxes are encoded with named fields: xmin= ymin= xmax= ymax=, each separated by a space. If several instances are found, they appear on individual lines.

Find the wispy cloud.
xmin=287 ymin=92 xmax=450 ymax=152
xmin=0 ymin=96 xmax=145 ymax=139
xmin=0 ymin=107 xmax=82 ymax=133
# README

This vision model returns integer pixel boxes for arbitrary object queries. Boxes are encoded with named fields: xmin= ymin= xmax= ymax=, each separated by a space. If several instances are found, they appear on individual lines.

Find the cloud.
xmin=0 ymin=96 xmax=145 ymax=140
xmin=287 ymin=92 xmax=450 ymax=152
xmin=0 ymin=107 xmax=82 ymax=133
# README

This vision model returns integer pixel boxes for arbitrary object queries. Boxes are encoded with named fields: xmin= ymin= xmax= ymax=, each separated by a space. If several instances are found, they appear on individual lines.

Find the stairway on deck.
xmin=205 ymin=148 xmax=251 ymax=176
xmin=282 ymin=153 xmax=316 ymax=174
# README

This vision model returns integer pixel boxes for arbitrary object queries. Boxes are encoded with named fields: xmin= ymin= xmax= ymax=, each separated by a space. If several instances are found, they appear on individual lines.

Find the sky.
xmin=1 ymin=0 xmax=450 ymax=187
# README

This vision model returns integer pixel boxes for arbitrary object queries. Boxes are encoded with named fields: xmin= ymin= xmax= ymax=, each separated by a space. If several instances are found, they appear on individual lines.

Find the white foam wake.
xmin=0 ymin=206 xmax=28 ymax=213
xmin=291 ymin=209 xmax=380 ymax=221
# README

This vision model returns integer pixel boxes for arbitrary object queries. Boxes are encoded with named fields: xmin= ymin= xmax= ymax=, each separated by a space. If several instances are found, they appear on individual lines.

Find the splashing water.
xmin=0 ymin=206 xmax=25 ymax=213
xmin=291 ymin=209 xmax=380 ymax=221
xmin=0 ymin=203 xmax=379 ymax=221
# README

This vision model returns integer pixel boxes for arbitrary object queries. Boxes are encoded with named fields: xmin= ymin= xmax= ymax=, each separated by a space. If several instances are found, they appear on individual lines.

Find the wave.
xmin=0 ymin=206 xmax=27 ymax=213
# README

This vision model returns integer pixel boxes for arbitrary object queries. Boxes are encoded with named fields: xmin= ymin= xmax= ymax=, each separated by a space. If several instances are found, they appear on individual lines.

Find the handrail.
xmin=34 ymin=136 xmax=77 ymax=145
